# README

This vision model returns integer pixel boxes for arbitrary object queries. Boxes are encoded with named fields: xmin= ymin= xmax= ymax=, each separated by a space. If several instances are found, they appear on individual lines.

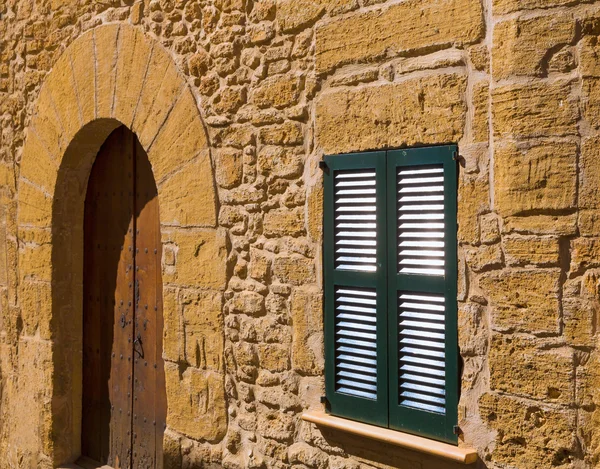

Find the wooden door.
xmin=82 ymin=125 xmax=166 ymax=469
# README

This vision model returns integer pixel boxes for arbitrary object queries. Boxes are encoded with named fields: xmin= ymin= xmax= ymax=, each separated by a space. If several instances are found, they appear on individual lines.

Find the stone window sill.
xmin=301 ymin=411 xmax=478 ymax=465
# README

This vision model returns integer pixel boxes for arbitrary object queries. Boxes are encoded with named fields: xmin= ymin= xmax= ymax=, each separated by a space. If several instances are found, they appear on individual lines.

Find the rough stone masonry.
xmin=3 ymin=0 xmax=600 ymax=468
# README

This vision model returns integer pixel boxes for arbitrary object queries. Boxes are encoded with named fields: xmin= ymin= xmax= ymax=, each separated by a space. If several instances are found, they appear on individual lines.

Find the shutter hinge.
xmin=453 ymin=425 xmax=462 ymax=436
xmin=452 ymin=150 xmax=464 ymax=165
xmin=319 ymin=161 xmax=328 ymax=170
xmin=320 ymin=395 xmax=331 ymax=411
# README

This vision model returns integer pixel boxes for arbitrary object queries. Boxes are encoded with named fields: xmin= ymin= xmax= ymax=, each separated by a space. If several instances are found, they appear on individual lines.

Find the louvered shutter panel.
xmin=387 ymin=146 xmax=459 ymax=444
xmin=324 ymin=152 xmax=388 ymax=427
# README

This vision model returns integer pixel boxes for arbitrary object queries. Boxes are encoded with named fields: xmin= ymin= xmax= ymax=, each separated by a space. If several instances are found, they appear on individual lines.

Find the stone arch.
xmin=16 ymin=24 xmax=228 ymax=466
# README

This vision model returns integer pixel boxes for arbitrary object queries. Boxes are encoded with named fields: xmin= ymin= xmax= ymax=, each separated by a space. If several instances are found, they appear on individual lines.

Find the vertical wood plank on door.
xmin=110 ymin=127 xmax=136 ymax=469
xmin=131 ymin=136 xmax=166 ymax=469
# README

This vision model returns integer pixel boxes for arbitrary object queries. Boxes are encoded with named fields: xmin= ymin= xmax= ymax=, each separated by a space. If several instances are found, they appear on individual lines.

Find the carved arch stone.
xmin=16 ymin=24 xmax=227 ymax=466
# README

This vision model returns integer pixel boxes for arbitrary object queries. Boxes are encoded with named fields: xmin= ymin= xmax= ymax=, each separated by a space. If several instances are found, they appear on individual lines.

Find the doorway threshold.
xmin=58 ymin=457 xmax=114 ymax=469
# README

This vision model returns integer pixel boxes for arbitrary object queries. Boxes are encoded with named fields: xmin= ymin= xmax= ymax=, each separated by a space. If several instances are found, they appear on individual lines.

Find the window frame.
xmin=323 ymin=145 xmax=459 ymax=444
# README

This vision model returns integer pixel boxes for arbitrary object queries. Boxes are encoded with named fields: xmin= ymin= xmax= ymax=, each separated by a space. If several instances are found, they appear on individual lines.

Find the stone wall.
xmin=2 ymin=0 xmax=600 ymax=468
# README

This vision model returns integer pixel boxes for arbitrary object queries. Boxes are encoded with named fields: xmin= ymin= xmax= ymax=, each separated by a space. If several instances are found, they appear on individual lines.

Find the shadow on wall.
xmin=50 ymin=118 xmax=124 ymax=463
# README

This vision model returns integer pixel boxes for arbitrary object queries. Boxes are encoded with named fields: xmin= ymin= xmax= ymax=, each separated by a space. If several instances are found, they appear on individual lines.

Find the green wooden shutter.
xmin=386 ymin=145 xmax=459 ymax=444
xmin=324 ymin=151 xmax=389 ymax=426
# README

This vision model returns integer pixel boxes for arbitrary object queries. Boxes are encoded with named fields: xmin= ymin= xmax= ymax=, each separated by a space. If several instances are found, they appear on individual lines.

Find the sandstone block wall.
xmin=2 ymin=0 xmax=600 ymax=468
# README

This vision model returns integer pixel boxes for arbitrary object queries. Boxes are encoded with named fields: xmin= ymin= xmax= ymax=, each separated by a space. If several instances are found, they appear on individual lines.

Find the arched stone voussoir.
xmin=94 ymin=24 xmax=120 ymax=119
xmin=30 ymin=83 xmax=68 ymax=161
xmin=147 ymin=86 xmax=210 ymax=182
xmin=68 ymin=28 xmax=96 ymax=125
xmin=158 ymin=149 xmax=217 ymax=227
xmin=19 ymin=131 xmax=59 ymax=194
xmin=132 ymin=45 xmax=186 ymax=150
xmin=18 ymin=227 xmax=53 ymax=284
xmin=42 ymin=50 xmax=83 ymax=144
xmin=17 ymin=181 xmax=53 ymax=228
xmin=112 ymin=26 xmax=154 ymax=128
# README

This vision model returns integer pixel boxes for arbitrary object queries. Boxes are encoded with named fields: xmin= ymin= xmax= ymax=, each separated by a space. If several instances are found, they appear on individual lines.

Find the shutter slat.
xmin=399 ymin=250 xmax=444 ymax=258
xmin=401 ymin=267 xmax=445 ymax=275
xmin=337 ymin=222 xmax=377 ymax=229
xmin=400 ymin=399 xmax=446 ymax=414
xmin=337 ymin=197 xmax=377 ymax=204
xmin=400 ymin=231 xmax=445 ymax=239
xmin=401 ymin=355 xmax=445 ymax=368
xmin=400 ymin=337 xmax=445 ymax=349
xmin=400 ymin=372 xmax=445 ymax=387
xmin=400 ymin=391 xmax=446 ymax=405
xmin=399 ymin=185 xmax=444 ymax=193
xmin=338 ymin=329 xmax=377 ymax=340
xmin=399 ymin=204 xmax=444 ymax=211
xmin=400 ymin=259 xmax=445 ymax=267
xmin=337 ymin=337 xmax=377 ymax=349
xmin=335 ymin=287 xmax=378 ymax=400
xmin=337 ymin=361 xmax=377 ymax=374
xmin=337 ymin=265 xmax=378 ymax=272
xmin=400 ymin=319 xmax=445 ymax=331
xmin=336 ymin=171 xmax=376 ymax=178
xmin=334 ymin=169 xmax=378 ymax=272
xmin=337 ymin=321 xmax=376 ymax=333
xmin=337 ymin=231 xmax=377 ymax=238
xmin=336 ymin=180 xmax=376 ymax=187
xmin=336 ymin=206 xmax=377 ymax=212
xmin=400 ymin=311 xmax=444 ymax=321
xmin=398 ymin=292 xmax=446 ymax=414
xmin=336 ymin=295 xmax=377 ymax=305
xmin=338 ymin=214 xmax=377 ymax=220
xmin=337 ymin=379 xmax=378 ymax=392
xmin=400 ymin=346 xmax=445 ymax=359
xmin=337 ymin=387 xmax=378 ymax=400
xmin=337 ymin=354 xmax=377 ymax=366
xmin=338 ymin=312 xmax=377 ymax=323
xmin=402 ymin=382 xmax=445 ymax=397
xmin=400 ymin=240 xmax=444 ymax=248
xmin=338 ymin=304 xmax=377 ymax=313
xmin=400 ymin=213 xmax=444 ymax=220
xmin=400 ymin=329 xmax=445 ymax=340
xmin=338 ymin=313 xmax=376 ymax=323
xmin=399 ymin=176 xmax=444 ymax=184
xmin=337 ymin=345 xmax=377 ymax=358
xmin=337 ymin=239 xmax=377 ymax=246
xmin=398 ymin=168 xmax=443 ymax=175
xmin=399 ymin=195 xmax=444 ymax=202
xmin=339 ymin=370 xmax=377 ymax=383
xmin=400 ymin=363 xmax=445 ymax=377
xmin=336 ymin=188 xmax=376 ymax=195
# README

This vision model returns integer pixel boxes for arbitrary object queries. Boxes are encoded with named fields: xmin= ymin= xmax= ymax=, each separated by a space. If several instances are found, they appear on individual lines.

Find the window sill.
xmin=301 ymin=411 xmax=477 ymax=465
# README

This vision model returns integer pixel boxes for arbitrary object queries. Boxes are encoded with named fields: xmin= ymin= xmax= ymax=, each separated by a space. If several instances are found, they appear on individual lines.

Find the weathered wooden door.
xmin=82 ymin=125 xmax=167 ymax=469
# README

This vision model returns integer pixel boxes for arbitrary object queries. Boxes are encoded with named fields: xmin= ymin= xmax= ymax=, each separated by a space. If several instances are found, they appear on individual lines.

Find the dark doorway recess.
xmin=81 ymin=125 xmax=167 ymax=469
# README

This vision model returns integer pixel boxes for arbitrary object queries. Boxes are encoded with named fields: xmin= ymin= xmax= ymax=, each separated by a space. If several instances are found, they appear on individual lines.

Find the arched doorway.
xmin=81 ymin=125 xmax=166 ymax=468
xmin=16 ymin=24 xmax=227 ymax=466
